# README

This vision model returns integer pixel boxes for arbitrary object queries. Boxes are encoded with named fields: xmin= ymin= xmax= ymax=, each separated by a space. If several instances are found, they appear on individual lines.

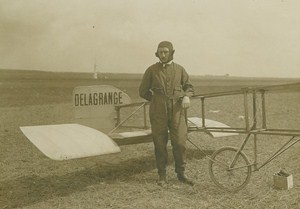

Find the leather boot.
xmin=156 ymin=174 xmax=167 ymax=187
xmin=177 ymin=173 xmax=194 ymax=186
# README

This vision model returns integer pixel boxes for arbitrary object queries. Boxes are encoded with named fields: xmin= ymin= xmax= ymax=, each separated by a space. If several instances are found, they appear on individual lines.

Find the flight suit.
xmin=139 ymin=62 xmax=193 ymax=177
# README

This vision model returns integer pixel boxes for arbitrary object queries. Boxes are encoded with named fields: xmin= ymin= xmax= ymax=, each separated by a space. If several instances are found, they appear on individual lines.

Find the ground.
xmin=1 ymin=71 xmax=300 ymax=209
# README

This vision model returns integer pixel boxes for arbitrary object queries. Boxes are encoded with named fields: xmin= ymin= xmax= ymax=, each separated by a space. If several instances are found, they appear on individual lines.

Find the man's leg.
xmin=170 ymin=122 xmax=187 ymax=175
xmin=153 ymin=133 xmax=169 ymax=177
xmin=152 ymin=123 xmax=169 ymax=186
xmin=170 ymin=108 xmax=194 ymax=186
xmin=149 ymin=98 xmax=169 ymax=186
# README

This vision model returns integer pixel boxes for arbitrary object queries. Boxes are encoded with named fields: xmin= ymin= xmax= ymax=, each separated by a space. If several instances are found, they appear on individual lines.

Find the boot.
xmin=156 ymin=174 xmax=167 ymax=187
xmin=177 ymin=173 xmax=194 ymax=186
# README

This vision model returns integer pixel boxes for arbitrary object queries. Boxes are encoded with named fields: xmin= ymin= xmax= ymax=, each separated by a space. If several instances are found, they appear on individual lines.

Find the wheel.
xmin=208 ymin=146 xmax=252 ymax=192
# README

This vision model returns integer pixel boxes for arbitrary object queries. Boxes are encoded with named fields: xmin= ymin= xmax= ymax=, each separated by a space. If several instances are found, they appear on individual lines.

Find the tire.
xmin=208 ymin=146 xmax=252 ymax=192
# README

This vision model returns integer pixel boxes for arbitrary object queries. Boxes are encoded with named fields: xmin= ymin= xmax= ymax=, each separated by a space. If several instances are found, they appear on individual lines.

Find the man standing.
xmin=139 ymin=41 xmax=194 ymax=186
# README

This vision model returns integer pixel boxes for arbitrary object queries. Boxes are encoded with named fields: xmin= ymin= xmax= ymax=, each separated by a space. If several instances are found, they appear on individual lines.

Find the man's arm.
xmin=139 ymin=68 xmax=153 ymax=101
xmin=180 ymin=68 xmax=194 ymax=108
xmin=181 ymin=68 xmax=194 ymax=97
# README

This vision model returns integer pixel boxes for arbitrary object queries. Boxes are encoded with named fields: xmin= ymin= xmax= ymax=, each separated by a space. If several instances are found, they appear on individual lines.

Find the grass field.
xmin=1 ymin=69 xmax=300 ymax=209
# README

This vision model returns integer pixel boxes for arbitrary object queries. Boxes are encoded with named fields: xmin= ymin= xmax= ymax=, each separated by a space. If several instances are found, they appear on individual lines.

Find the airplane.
xmin=19 ymin=82 xmax=300 ymax=191
xmin=20 ymin=84 xmax=238 ymax=161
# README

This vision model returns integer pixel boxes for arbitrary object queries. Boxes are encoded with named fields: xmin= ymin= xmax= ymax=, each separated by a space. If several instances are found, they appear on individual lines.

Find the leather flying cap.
xmin=157 ymin=41 xmax=174 ymax=52
xmin=155 ymin=41 xmax=175 ymax=62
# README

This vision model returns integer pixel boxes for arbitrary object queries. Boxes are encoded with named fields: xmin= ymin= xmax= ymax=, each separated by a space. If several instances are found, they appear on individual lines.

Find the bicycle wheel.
xmin=208 ymin=146 xmax=252 ymax=192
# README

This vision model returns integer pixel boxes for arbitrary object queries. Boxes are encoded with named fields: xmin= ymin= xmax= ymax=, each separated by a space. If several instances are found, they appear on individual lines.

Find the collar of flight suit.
xmin=159 ymin=61 xmax=173 ymax=68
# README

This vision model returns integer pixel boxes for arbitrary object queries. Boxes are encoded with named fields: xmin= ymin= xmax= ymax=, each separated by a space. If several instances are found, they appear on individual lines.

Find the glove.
xmin=181 ymin=96 xmax=190 ymax=109
xmin=184 ymin=91 xmax=194 ymax=97
xmin=144 ymin=90 xmax=153 ymax=101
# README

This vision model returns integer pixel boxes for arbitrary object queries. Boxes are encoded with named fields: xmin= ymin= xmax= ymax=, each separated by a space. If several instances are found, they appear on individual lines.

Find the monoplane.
xmin=20 ymin=82 xmax=300 ymax=192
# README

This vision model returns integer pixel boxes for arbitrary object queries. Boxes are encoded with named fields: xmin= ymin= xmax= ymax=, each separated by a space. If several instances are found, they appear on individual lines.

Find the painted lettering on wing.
xmin=74 ymin=92 xmax=123 ymax=106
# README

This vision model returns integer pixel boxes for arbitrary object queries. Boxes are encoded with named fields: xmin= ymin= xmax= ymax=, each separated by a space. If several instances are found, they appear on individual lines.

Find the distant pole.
xmin=92 ymin=25 xmax=98 ymax=79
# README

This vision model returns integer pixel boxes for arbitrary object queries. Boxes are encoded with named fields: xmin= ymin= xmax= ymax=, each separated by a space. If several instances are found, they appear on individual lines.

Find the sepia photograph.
xmin=1 ymin=0 xmax=300 ymax=208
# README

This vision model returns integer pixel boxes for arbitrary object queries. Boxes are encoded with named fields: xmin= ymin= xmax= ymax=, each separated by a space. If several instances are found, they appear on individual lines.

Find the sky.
xmin=1 ymin=0 xmax=300 ymax=78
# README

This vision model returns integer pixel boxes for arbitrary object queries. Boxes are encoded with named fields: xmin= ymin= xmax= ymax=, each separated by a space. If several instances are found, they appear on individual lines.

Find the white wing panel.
xmin=20 ymin=124 xmax=120 ymax=160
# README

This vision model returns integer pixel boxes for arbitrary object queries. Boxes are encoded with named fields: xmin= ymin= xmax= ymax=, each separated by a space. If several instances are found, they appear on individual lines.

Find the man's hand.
xmin=184 ymin=91 xmax=194 ymax=97
xmin=181 ymin=96 xmax=190 ymax=109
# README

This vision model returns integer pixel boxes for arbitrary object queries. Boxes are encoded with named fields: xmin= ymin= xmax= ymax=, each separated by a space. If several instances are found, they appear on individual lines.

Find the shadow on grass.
xmin=0 ymin=148 xmax=213 ymax=208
